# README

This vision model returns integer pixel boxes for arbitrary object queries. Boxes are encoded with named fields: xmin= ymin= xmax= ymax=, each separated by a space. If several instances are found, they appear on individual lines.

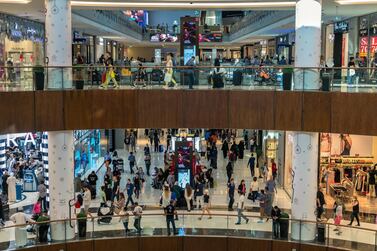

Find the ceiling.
xmin=0 ymin=0 xmax=377 ymax=46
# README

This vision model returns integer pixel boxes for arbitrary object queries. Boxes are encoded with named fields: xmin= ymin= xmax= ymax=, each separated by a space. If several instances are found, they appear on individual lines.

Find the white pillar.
xmin=212 ymin=48 xmax=217 ymax=63
xmin=45 ymin=0 xmax=72 ymax=89
xmin=294 ymin=0 xmax=322 ymax=90
xmin=291 ymin=132 xmax=319 ymax=241
xmin=48 ymin=131 xmax=75 ymax=240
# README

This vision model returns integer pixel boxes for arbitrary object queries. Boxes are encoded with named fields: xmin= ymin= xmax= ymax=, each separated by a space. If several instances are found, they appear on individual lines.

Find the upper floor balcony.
xmin=0 ymin=65 xmax=376 ymax=135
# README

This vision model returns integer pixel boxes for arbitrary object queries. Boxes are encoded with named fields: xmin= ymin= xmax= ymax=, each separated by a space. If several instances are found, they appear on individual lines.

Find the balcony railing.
xmin=0 ymin=213 xmax=374 ymax=250
xmin=0 ymin=65 xmax=376 ymax=93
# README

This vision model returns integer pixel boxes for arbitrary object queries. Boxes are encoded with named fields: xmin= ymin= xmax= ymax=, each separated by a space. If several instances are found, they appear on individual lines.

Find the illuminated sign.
xmin=7 ymin=133 xmax=36 ymax=147
xmin=359 ymin=36 xmax=377 ymax=57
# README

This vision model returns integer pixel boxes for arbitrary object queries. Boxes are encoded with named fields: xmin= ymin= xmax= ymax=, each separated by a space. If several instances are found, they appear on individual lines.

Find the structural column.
xmin=48 ymin=131 xmax=75 ymax=240
xmin=292 ymin=0 xmax=322 ymax=241
xmin=45 ymin=0 xmax=72 ymax=89
xmin=294 ymin=0 xmax=322 ymax=90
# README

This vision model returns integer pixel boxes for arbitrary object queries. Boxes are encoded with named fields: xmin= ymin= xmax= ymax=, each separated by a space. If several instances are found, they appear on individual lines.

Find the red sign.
xmin=359 ymin=36 xmax=377 ymax=57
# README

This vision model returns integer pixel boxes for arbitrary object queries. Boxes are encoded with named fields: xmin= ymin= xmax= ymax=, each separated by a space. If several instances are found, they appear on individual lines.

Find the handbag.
xmin=247 ymin=192 xmax=253 ymax=200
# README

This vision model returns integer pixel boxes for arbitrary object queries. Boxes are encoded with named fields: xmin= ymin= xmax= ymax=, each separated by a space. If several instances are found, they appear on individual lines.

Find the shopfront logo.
xmin=6 ymin=133 xmax=36 ymax=147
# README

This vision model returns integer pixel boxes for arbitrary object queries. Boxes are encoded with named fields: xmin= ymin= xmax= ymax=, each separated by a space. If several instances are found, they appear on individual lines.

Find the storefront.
xmin=276 ymin=33 xmax=295 ymax=64
xmin=72 ymin=31 xmax=96 ymax=64
xmin=319 ymin=133 xmax=377 ymax=209
xmin=74 ymin=130 xmax=108 ymax=177
xmin=0 ymin=13 xmax=44 ymax=88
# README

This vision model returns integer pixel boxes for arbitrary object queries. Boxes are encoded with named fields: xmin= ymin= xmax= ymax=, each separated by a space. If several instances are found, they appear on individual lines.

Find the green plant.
xmin=282 ymin=67 xmax=293 ymax=74
xmin=36 ymin=215 xmax=50 ymax=224
xmin=77 ymin=211 xmax=87 ymax=220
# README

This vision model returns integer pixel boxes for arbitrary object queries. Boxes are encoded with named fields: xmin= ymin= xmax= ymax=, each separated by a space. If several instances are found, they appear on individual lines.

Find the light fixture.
xmin=71 ymin=1 xmax=296 ymax=9
xmin=0 ymin=0 xmax=31 ymax=3
xmin=335 ymin=0 xmax=377 ymax=4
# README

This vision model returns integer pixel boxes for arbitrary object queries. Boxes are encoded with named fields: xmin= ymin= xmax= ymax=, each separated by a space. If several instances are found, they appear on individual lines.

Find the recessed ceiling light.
xmin=0 ymin=0 xmax=31 ymax=3
xmin=335 ymin=0 xmax=377 ymax=4
xmin=71 ymin=1 xmax=296 ymax=9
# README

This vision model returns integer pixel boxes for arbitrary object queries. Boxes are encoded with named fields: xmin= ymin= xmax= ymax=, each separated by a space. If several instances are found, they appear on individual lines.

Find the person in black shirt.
xmin=88 ymin=171 xmax=98 ymax=199
xmin=165 ymin=200 xmax=177 ymax=235
xmin=271 ymin=206 xmax=281 ymax=238
xmin=226 ymin=161 xmax=233 ymax=183
xmin=228 ymin=178 xmax=235 ymax=211
xmin=348 ymin=196 xmax=360 ymax=226
xmin=316 ymin=188 xmax=326 ymax=220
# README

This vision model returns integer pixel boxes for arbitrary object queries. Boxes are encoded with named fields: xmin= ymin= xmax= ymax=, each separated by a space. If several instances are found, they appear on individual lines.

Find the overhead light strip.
xmin=335 ymin=0 xmax=377 ymax=4
xmin=0 ymin=0 xmax=31 ymax=3
xmin=71 ymin=1 xmax=296 ymax=8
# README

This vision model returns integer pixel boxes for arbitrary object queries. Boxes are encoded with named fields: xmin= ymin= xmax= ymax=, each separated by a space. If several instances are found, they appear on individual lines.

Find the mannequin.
xmin=7 ymin=174 xmax=17 ymax=202
xmin=368 ymin=166 xmax=376 ymax=198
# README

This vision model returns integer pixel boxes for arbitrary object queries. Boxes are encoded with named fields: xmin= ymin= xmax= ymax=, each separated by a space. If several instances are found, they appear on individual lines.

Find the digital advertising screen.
xmin=123 ymin=10 xmax=148 ymax=27
xmin=150 ymin=33 xmax=178 ymax=43
xmin=199 ymin=33 xmax=223 ymax=42
xmin=178 ymin=169 xmax=191 ymax=188
xmin=182 ymin=21 xmax=198 ymax=45
xmin=184 ymin=47 xmax=196 ymax=65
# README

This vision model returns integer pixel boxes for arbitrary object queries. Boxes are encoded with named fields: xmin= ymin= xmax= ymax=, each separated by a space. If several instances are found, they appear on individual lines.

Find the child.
xmin=198 ymin=189 xmax=212 ymax=220
xmin=119 ymin=206 xmax=129 ymax=234
xmin=133 ymin=63 xmax=146 ymax=87
xmin=100 ymin=64 xmax=119 ymax=89
xmin=334 ymin=200 xmax=343 ymax=235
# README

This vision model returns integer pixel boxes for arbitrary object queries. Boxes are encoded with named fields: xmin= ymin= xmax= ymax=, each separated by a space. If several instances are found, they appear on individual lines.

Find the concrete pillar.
xmin=294 ymin=0 xmax=322 ymax=90
xmin=45 ymin=0 xmax=72 ymax=89
xmin=48 ymin=131 xmax=75 ymax=240
xmin=292 ymin=0 xmax=322 ymax=241
xmin=212 ymin=48 xmax=217 ymax=63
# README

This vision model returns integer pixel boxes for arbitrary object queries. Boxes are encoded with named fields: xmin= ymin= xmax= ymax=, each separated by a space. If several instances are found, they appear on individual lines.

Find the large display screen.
xmin=184 ymin=47 xmax=196 ymax=65
xmin=123 ymin=10 xmax=148 ymax=27
xmin=199 ymin=33 xmax=222 ymax=42
xmin=150 ymin=33 xmax=178 ymax=43
xmin=182 ymin=21 xmax=198 ymax=45
xmin=178 ymin=169 xmax=191 ymax=188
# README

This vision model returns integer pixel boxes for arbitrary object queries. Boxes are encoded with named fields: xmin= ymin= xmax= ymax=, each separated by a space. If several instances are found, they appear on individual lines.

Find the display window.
xmin=319 ymin=133 xmax=377 ymax=212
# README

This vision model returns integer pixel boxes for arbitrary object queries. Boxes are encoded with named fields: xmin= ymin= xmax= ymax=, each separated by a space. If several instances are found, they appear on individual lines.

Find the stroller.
xmin=97 ymin=201 xmax=114 ymax=224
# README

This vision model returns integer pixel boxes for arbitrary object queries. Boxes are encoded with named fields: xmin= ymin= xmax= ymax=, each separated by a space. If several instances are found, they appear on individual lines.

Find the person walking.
xmin=37 ymin=181 xmax=48 ymax=212
xmin=83 ymin=186 xmax=92 ymax=217
xmin=250 ymin=177 xmax=259 ymax=203
xmin=165 ymin=200 xmax=177 ymax=235
xmin=238 ymin=180 xmax=246 ymax=195
xmin=247 ymin=154 xmax=256 ymax=178
xmin=133 ymin=202 xmax=143 ymax=234
xmin=195 ymin=179 xmax=204 ymax=209
xmin=125 ymin=179 xmax=135 ymax=208
xmin=226 ymin=161 xmax=233 ymax=183
xmin=348 ymin=196 xmax=360 ymax=226
xmin=238 ymin=140 xmax=245 ymax=159
xmin=154 ymin=135 xmax=160 ymax=152
xmin=119 ymin=207 xmax=130 ymax=234
xmin=271 ymin=206 xmax=281 ymax=238
xmin=128 ymin=152 xmax=136 ymax=174
xmin=271 ymin=159 xmax=277 ymax=180
xmin=144 ymin=154 xmax=151 ymax=176
xmin=334 ymin=200 xmax=343 ymax=234
xmin=258 ymin=189 xmax=266 ymax=223
xmin=185 ymin=56 xmax=196 ymax=89
xmin=198 ymin=189 xmax=212 ymax=220
xmin=227 ymin=178 xmax=235 ymax=211
xmin=133 ymin=174 xmax=142 ymax=199
xmin=87 ymin=171 xmax=98 ymax=199
xmin=130 ymin=133 xmax=136 ymax=153
xmin=221 ymin=140 xmax=229 ymax=159
xmin=184 ymin=184 xmax=193 ymax=212
xmin=235 ymin=193 xmax=249 ymax=225
xmin=316 ymin=187 xmax=326 ymax=220
xmin=164 ymin=54 xmax=177 ymax=87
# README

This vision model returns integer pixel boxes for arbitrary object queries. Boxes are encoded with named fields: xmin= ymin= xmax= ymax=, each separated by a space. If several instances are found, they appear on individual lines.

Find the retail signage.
xmin=359 ymin=36 xmax=377 ymax=57
xmin=359 ymin=28 xmax=368 ymax=37
xmin=334 ymin=21 xmax=349 ymax=34
xmin=276 ymin=35 xmax=289 ymax=45
xmin=6 ymin=133 xmax=36 ymax=147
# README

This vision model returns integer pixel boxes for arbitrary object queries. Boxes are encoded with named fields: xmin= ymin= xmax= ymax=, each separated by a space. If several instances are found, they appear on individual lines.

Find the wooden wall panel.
xmin=67 ymin=240 xmax=94 ymax=251
xmin=137 ymin=90 xmax=183 ymax=128
xmin=271 ymin=240 xmax=300 ymax=251
xmin=0 ymin=92 xmax=34 ymax=133
xmin=227 ymin=237 xmax=272 ymax=251
xmin=274 ymin=91 xmax=302 ymax=131
xmin=183 ymin=236 xmax=227 ymax=251
xmin=228 ymin=91 xmax=274 ymax=130
xmin=92 ymin=90 xmax=137 ymax=129
xmin=140 ymin=236 xmax=182 ymax=251
xmin=17 ymin=247 xmax=37 ymax=251
xmin=331 ymin=93 xmax=377 ymax=135
xmin=300 ymin=243 xmax=327 ymax=251
xmin=37 ymin=243 xmax=66 ymax=251
xmin=94 ymin=237 xmax=138 ymax=251
xmin=35 ymin=91 xmax=64 ymax=131
xmin=183 ymin=90 xmax=228 ymax=128
xmin=302 ymin=92 xmax=331 ymax=132
xmin=63 ymin=90 xmax=93 ymax=130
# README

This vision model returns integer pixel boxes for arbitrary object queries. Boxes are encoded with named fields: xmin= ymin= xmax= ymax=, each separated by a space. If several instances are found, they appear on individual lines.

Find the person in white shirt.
xmin=7 ymin=174 xmax=17 ymax=202
xmin=133 ymin=202 xmax=143 ymax=233
xmin=235 ymin=195 xmax=249 ymax=225
xmin=83 ymin=186 xmax=92 ymax=216
xmin=250 ymin=177 xmax=259 ymax=203
xmin=10 ymin=207 xmax=34 ymax=247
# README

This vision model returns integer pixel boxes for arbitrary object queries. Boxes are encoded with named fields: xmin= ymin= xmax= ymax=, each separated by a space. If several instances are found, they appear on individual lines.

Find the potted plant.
xmin=279 ymin=212 xmax=289 ymax=239
xmin=77 ymin=209 xmax=87 ymax=238
xmin=36 ymin=213 xmax=50 ymax=243
xmin=33 ymin=65 xmax=45 ymax=91
xmin=282 ymin=67 xmax=293 ymax=91
xmin=73 ymin=66 xmax=84 ymax=90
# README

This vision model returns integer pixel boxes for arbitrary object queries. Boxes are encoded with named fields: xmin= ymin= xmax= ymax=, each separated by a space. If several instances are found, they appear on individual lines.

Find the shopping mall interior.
xmin=1 ymin=0 xmax=377 ymax=251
